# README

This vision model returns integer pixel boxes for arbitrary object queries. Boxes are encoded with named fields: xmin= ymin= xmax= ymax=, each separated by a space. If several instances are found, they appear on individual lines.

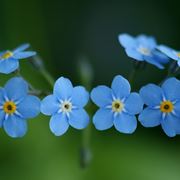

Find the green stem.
xmin=39 ymin=68 xmax=55 ymax=88
xmin=128 ymin=68 xmax=137 ymax=86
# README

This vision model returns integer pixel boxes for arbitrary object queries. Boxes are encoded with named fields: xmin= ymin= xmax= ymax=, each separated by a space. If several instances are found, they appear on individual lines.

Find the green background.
xmin=0 ymin=0 xmax=180 ymax=179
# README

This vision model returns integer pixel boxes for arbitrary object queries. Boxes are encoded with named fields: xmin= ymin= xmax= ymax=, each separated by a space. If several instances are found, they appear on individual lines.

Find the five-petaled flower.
xmin=0 ymin=77 xmax=40 ymax=138
xmin=0 ymin=43 xmax=36 ymax=74
xmin=139 ymin=78 xmax=180 ymax=137
xmin=158 ymin=45 xmax=180 ymax=66
xmin=41 ymin=77 xmax=90 ymax=136
xmin=118 ymin=34 xmax=169 ymax=69
xmin=91 ymin=75 xmax=143 ymax=134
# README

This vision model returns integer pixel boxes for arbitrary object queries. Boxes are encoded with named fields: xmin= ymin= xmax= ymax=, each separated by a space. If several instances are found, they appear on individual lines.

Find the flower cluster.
xmin=0 ymin=35 xmax=180 ymax=138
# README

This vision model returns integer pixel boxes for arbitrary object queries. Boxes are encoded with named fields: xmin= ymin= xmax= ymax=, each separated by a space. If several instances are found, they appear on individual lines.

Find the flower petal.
xmin=125 ymin=48 xmax=144 ymax=61
xmin=69 ymin=109 xmax=89 ymax=129
xmin=113 ymin=113 xmax=137 ymax=134
xmin=138 ymin=108 xmax=161 ymax=127
xmin=53 ymin=77 xmax=73 ymax=100
xmin=41 ymin=95 xmax=60 ymax=116
xmin=0 ymin=88 xmax=5 ymax=106
xmin=91 ymin=86 xmax=112 ymax=107
xmin=93 ymin=108 xmax=113 ymax=130
xmin=18 ymin=95 xmax=40 ymax=119
xmin=162 ymin=77 xmax=180 ymax=101
xmin=139 ymin=84 xmax=163 ymax=106
xmin=161 ymin=117 xmax=176 ymax=137
xmin=174 ymin=101 xmax=180 ymax=117
xmin=71 ymin=86 xmax=89 ymax=108
xmin=158 ymin=45 xmax=179 ymax=61
xmin=118 ymin=34 xmax=136 ymax=48
xmin=13 ymin=51 xmax=36 ymax=59
xmin=153 ymin=50 xmax=170 ymax=64
xmin=49 ymin=113 xmax=69 ymax=136
xmin=125 ymin=92 xmax=144 ymax=115
xmin=0 ymin=110 xmax=5 ymax=127
xmin=3 ymin=115 xmax=27 ymax=138
xmin=4 ymin=77 xmax=28 ymax=101
xmin=144 ymin=55 xmax=165 ymax=69
xmin=136 ymin=35 xmax=157 ymax=49
xmin=0 ymin=58 xmax=19 ymax=74
xmin=111 ymin=75 xmax=131 ymax=99
xmin=13 ymin=43 xmax=30 ymax=53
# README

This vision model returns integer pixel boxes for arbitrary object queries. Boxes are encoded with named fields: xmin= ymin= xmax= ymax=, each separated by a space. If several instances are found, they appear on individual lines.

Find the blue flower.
xmin=118 ymin=34 xmax=169 ymax=69
xmin=41 ymin=77 xmax=90 ymax=136
xmin=90 ymin=75 xmax=143 ymax=134
xmin=0 ymin=77 xmax=40 ymax=138
xmin=158 ymin=45 xmax=180 ymax=66
xmin=139 ymin=78 xmax=180 ymax=137
xmin=0 ymin=43 xmax=36 ymax=74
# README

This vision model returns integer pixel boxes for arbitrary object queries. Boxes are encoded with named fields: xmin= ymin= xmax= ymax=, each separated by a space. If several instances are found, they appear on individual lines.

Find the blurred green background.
xmin=0 ymin=0 xmax=180 ymax=179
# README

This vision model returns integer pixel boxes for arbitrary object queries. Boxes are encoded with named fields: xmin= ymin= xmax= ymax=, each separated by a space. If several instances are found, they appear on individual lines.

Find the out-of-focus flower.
xmin=118 ymin=34 xmax=169 ymax=69
xmin=158 ymin=45 xmax=180 ymax=66
xmin=0 ymin=43 xmax=36 ymax=74
xmin=0 ymin=77 xmax=40 ymax=138
xmin=139 ymin=78 xmax=180 ymax=137
xmin=91 ymin=75 xmax=143 ymax=134
xmin=41 ymin=77 xmax=90 ymax=136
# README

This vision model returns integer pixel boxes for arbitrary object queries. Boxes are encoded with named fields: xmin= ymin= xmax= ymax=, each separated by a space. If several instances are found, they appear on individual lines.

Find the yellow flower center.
xmin=138 ymin=47 xmax=151 ymax=56
xmin=160 ymin=101 xmax=174 ymax=113
xmin=112 ymin=100 xmax=124 ymax=113
xmin=3 ymin=101 xmax=16 ymax=114
xmin=177 ymin=52 xmax=180 ymax=58
xmin=0 ymin=51 xmax=13 ymax=60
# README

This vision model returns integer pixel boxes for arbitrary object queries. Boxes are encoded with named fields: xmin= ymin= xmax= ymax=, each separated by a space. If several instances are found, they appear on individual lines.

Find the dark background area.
xmin=0 ymin=0 xmax=180 ymax=179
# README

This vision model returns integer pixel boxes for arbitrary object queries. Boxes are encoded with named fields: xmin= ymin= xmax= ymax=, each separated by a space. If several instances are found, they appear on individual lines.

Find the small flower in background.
xmin=0 ymin=43 xmax=36 ymax=74
xmin=158 ymin=45 xmax=180 ymax=66
xmin=91 ymin=75 xmax=143 ymax=134
xmin=139 ymin=78 xmax=180 ymax=137
xmin=118 ymin=34 xmax=169 ymax=69
xmin=0 ymin=77 xmax=40 ymax=138
xmin=41 ymin=77 xmax=90 ymax=136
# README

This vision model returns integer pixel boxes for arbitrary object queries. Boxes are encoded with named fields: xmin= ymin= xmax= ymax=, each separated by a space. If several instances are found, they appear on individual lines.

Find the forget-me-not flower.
xmin=158 ymin=45 xmax=180 ymax=66
xmin=0 ymin=77 xmax=40 ymax=138
xmin=139 ymin=78 xmax=180 ymax=137
xmin=118 ymin=34 xmax=169 ymax=69
xmin=91 ymin=75 xmax=143 ymax=134
xmin=0 ymin=43 xmax=36 ymax=74
xmin=41 ymin=77 xmax=90 ymax=136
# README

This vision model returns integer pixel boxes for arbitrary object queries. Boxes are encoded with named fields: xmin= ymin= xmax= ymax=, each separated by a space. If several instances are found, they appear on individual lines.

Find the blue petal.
xmin=113 ymin=112 xmax=137 ymax=134
xmin=161 ymin=117 xmax=176 ymax=137
xmin=125 ymin=92 xmax=144 ymax=115
xmin=118 ymin=34 xmax=136 ymax=48
xmin=49 ymin=113 xmax=69 ymax=136
xmin=136 ymin=35 xmax=157 ymax=49
xmin=41 ymin=95 xmax=59 ymax=116
xmin=178 ymin=60 xmax=180 ymax=67
xmin=13 ymin=43 xmax=30 ymax=53
xmin=139 ymin=84 xmax=163 ymax=106
xmin=111 ymin=75 xmax=131 ymax=99
xmin=18 ymin=95 xmax=40 ymax=119
xmin=4 ymin=77 xmax=28 ymax=101
xmin=153 ymin=50 xmax=170 ymax=64
xmin=162 ymin=77 xmax=180 ymax=101
xmin=91 ymin=86 xmax=112 ymax=107
xmin=165 ymin=114 xmax=180 ymax=134
xmin=158 ymin=45 xmax=179 ymax=61
xmin=0 ymin=88 xmax=5 ymax=106
xmin=71 ymin=86 xmax=89 ymax=108
xmin=174 ymin=101 xmax=180 ymax=117
xmin=0 ymin=58 xmax=19 ymax=74
xmin=0 ymin=110 xmax=5 ymax=127
xmin=93 ymin=108 xmax=113 ymax=130
xmin=69 ymin=109 xmax=89 ymax=129
xmin=53 ymin=77 xmax=73 ymax=100
xmin=13 ymin=51 xmax=36 ymax=59
xmin=138 ymin=108 xmax=161 ymax=127
xmin=3 ymin=115 xmax=27 ymax=138
xmin=125 ymin=48 xmax=144 ymax=61
xmin=144 ymin=55 xmax=165 ymax=69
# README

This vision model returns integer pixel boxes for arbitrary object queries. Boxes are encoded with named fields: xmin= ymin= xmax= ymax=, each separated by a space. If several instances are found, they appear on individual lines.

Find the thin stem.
xmin=128 ymin=68 xmax=137 ymax=85
xmin=39 ymin=68 xmax=55 ymax=88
